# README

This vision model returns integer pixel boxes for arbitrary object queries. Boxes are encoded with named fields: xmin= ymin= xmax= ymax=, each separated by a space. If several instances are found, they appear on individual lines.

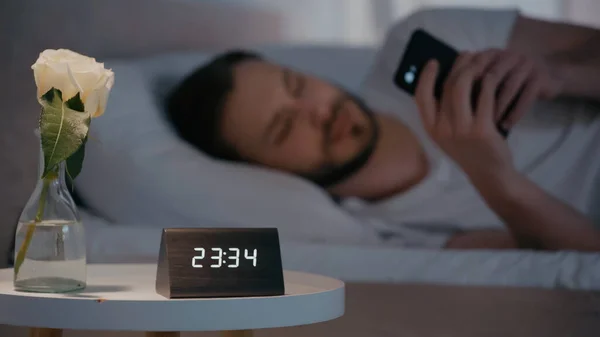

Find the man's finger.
xmin=483 ymin=51 xmax=519 ymax=83
xmin=483 ymin=52 xmax=521 ymax=121
xmin=501 ymin=74 xmax=540 ymax=129
xmin=414 ymin=59 xmax=439 ymax=129
xmin=473 ymin=49 xmax=503 ymax=74
xmin=496 ymin=61 xmax=531 ymax=120
xmin=476 ymin=71 xmax=500 ymax=129
xmin=440 ymin=53 xmax=476 ymax=130
xmin=448 ymin=65 xmax=480 ymax=131
xmin=447 ymin=52 xmax=474 ymax=81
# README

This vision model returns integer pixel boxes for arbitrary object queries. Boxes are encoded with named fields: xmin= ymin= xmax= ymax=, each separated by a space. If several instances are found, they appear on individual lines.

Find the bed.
xmin=70 ymin=44 xmax=600 ymax=291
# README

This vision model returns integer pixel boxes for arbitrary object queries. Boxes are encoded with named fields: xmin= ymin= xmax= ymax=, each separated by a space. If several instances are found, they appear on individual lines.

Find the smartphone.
xmin=394 ymin=29 xmax=513 ymax=137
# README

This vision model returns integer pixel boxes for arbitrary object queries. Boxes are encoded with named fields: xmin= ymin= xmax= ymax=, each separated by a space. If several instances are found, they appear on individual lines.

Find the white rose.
xmin=32 ymin=49 xmax=115 ymax=118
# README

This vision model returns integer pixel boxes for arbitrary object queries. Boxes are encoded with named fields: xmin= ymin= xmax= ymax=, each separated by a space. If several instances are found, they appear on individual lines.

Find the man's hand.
xmin=414 ymin=52 xmax=515 ymax=179
xmin=509 ymin=15 xmax=600 ymax=102
xmin=415 ymin=52 xmax=600 ymax=252
xmin=470 ymin=49 xmax=562 ymax=129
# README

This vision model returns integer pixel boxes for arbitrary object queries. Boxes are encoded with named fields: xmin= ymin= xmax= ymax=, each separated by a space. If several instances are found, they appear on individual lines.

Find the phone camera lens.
xmin=404 ymin=71 xmax=415 ymax=84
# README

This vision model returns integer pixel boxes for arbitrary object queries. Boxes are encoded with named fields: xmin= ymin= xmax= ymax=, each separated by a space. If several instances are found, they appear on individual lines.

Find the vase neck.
xmin=30 ymin=141 xmax=79 ymax=223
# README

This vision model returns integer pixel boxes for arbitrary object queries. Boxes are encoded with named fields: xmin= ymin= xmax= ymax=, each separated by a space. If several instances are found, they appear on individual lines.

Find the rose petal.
xmin=43 ymin=62 xmax=79 ymax=100
xmin=85 ymin=90 xmax=100 ymax=117
xmin=74 ymin=71 xmax=106 ymax=102
xmin=92 ymin=71 xmax=114 ymax=118
xmin=66 ymin=63 xmax=83 ymax=97
xmin=32 ymin=63 xmax=52 ymax=98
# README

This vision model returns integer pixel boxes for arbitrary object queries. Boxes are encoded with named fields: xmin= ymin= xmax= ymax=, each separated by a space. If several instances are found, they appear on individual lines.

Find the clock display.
xmin=192 ymin=248 xmax=258 ymax=268
xmin=156 ymin=228 xmax=285 ymax=298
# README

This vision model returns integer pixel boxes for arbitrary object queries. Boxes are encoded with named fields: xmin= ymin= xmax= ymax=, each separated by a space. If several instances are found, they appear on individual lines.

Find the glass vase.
xmin=13 ymin=141 xmax=86 ymax=293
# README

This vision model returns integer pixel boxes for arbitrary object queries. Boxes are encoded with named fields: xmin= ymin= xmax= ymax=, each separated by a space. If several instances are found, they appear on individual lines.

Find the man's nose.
xmin=298 ymin=98 xmax=330 ymax=128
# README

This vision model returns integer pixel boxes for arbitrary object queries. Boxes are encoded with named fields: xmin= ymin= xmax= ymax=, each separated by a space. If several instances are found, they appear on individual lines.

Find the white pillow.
xmin=76 ymin=46 xmax=382 ymax=244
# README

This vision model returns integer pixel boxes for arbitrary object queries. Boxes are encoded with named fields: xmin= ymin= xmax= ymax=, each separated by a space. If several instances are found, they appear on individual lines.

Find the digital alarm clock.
xmin=155 ymin=228 xmax=285 ymax=299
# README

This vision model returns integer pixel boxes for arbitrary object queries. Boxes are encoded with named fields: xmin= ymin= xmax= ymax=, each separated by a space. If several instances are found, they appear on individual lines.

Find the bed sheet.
xmin=82 ymin=211 xmax=600 ymax=290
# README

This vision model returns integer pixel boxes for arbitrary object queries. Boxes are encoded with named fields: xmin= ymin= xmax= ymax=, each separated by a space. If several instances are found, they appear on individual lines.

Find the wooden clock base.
xmin=145 ymin=332 xmax=253 ymax=337
xmin=220 ymin=331 xmax=254 ymax=337
xmin=145 ymin=332 xmax=181 ymax=337
xmin=29 ymin=328 xmax=62 ymax=337
xmin=29 ymin=328 xmax=254 ymax=337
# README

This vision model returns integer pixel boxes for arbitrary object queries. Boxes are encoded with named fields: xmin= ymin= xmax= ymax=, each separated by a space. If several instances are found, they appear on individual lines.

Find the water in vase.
xmin=14 ymin=220 xmax=86 ymax=293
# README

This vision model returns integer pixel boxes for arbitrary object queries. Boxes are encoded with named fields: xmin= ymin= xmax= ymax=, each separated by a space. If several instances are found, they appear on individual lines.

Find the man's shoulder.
xmin=385 ymin=7 xmax=520 ymax=51
xmin=385 ymin=8 xmax=462 ymax=41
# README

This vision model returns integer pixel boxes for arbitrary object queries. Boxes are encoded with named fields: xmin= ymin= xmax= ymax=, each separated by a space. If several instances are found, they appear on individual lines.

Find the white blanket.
xmin=345 ymin=8 xmax=600 ymax=247
xmin=82 ymin=210 xmax=600 ymax=290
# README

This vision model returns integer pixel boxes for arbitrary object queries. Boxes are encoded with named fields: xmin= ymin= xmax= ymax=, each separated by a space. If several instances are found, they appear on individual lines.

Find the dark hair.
xmin=166 ymin=50 xmax=261 ymax=161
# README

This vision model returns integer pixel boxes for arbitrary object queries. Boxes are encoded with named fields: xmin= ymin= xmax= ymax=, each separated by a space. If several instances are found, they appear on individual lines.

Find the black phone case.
xmin=394 ymin=29 xmax=512 ymax=137
xmin=394 ymin=29 xmax=458 ymax=100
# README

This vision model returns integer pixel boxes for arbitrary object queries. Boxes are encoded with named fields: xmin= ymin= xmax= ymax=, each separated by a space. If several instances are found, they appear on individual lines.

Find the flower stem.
xmin=14 ymin=174 xmax=53 ymax=278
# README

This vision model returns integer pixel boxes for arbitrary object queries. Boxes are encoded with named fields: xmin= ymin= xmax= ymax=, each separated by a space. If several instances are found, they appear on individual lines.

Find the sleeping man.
xmin=167 ymin=8 xmax=600 ymax=251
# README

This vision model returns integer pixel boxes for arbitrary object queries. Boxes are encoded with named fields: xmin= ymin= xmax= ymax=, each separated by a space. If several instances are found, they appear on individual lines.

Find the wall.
xmin=214 ymin=0 xmax=599 ymax=46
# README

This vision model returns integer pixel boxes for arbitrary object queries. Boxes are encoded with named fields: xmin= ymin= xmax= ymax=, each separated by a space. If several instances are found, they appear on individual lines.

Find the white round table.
xmin=0 ymin=264 xmax=345 ymax=337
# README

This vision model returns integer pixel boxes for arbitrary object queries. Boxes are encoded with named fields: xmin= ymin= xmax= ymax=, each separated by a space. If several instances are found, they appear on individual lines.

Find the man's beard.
xmin=300 ymin=93 xmax=379 ymax=188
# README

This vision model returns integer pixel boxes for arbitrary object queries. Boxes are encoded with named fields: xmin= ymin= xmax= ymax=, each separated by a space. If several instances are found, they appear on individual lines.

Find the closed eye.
xmin=284 ymin=69 xmax=305 ymax=98
xmin=293 ymin=73 xmax=306 ymax=97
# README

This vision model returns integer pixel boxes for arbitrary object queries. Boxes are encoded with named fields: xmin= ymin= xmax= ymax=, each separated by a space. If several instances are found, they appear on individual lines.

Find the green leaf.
xmin=66 ymin=135 xmax=88 ymax=182
xmin=65 ymin=92 xmax=85 ymax=112
xmin=40 ymin=88 xmax=90 ymax=178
